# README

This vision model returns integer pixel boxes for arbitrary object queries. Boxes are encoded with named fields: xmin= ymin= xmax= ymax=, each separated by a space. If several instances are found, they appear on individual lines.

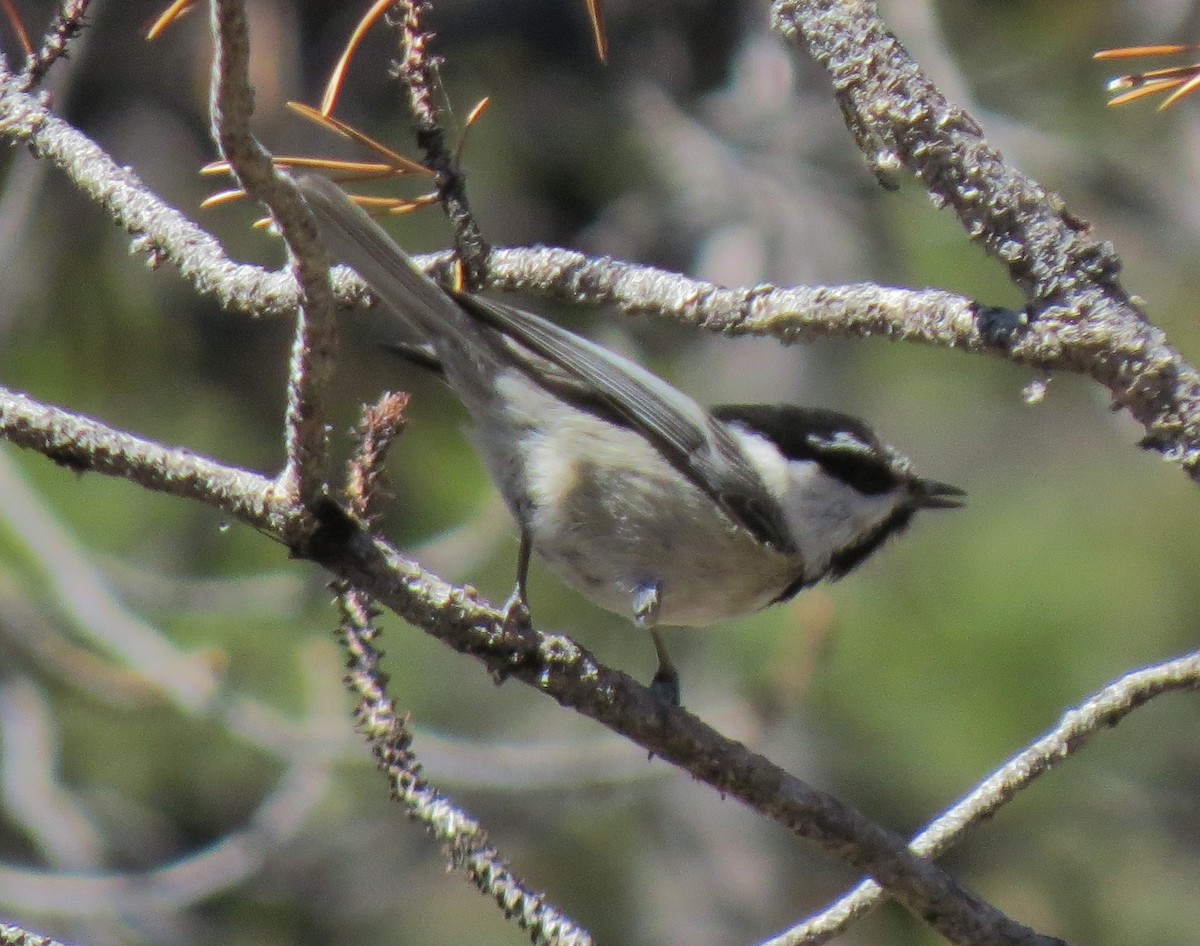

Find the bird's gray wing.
xmin=451 ymin=291 xmax=796 ymax=553
xmin=298 ymin=174 xmax=794 ymax=552
xmin=298 ymin=174 xmax=471 ymax=340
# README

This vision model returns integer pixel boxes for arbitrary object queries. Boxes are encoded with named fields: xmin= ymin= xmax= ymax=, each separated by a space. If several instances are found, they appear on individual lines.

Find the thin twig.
xmin=387 ymin=0 xmax=491 ymax=282
xmin=0 ymin=385 xmax=1058 ymax=946
xmin=345 ymin=391 xmax=409 ymax=525
xmin=335 ymin=588 xmax=594 ymax=946
xmin=209 ymin=0 xmax=339 ymax=511
xmin=771 ymin=0 xmax=1200 ymax=479
xmin=20 ymin=0 xmax=91 ymax=90
xmin=763 ymin=650 xmax=1200 ymax=945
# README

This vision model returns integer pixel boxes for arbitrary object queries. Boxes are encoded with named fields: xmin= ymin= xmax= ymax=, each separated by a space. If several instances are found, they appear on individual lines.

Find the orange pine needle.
xmin=279 ymin=158 xmax=398 ymax=176
xmin=1094 ymin=44 xmax=1196 ymax=61
xmin=287 ymin=102 xmax=432 ymax=177
xmin=199 ymin=188 xmax=248 ymax=208
xmin=383 ymin=193 xmax=439 ymax=215
xmin=146 ymin=0 xmax=195 ymax=41
xmin=350 ymin=195 xmax=414 ymax=209
xmin=584 ymin=0 xmax=607 ymax=64
xmin=320 ymin=0 xmax=392 ymax=115
xmin=204 ymin=156 xmax=400 ymax=178
xmin=1160 ymin=70 xmax=1200 ymax=109
xmin=1096 ymin=43 xmax=1200 ymax=108
xmin=453 ymin=97 xmax=490 ymax=165
xmin=1106 ymin=79 xmax=1187 ymax=107
xmin=464 ymin=97 xmax=491 ymax=128
xmin=1 ymin=0 xmax=33 ymax=58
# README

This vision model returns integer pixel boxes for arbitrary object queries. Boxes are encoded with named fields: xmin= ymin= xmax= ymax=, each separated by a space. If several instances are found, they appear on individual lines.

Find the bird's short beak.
xmin=912 ymin=478 xmax=966 ymax=509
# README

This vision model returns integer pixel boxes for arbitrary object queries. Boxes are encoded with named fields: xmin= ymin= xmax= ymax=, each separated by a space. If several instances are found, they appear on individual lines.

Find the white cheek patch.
xmin=729 ymin=428 xmax=791 ymax=500
xmin=729 ymin=425 xmax=905 ymax=575
xmin=783 ymin=461 xmax=902 ymax=575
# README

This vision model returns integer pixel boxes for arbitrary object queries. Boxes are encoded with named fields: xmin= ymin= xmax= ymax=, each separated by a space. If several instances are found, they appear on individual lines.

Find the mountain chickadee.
xmin=297 ymin=175 xmax=964 ymax=704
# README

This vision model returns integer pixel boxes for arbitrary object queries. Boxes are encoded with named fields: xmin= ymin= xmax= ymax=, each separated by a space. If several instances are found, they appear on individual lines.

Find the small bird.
xmin=297 ymin=175 xmax=964 ymax=705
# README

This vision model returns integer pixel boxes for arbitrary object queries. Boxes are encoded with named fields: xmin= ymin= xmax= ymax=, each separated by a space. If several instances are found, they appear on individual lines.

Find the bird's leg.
xmin=633 ymin=584 xmax=680 ymax=708
xmin=501 ymin=529 xmax=533 ymax=634
xmin=649 ymin=629 xmax=680 ymax=708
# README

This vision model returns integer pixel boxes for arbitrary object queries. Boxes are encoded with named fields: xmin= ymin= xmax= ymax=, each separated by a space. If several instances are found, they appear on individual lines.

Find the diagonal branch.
xmin=764 ymin=649 xmax=1200 ymax=945
xmin=0 ymin=71 xmax=299 ymax=315
xmin=209 ymin=0 xmax=339 ymax=510
xmin=385 ymin=0 xmax=490 ymax=281
xmin=771 ymin=0 xmax=1200 ymax=480
xmin=309 ymin=531 xmax=1065 ymax=946
xmin=0 ymin=384 xmax=1059 ymax=946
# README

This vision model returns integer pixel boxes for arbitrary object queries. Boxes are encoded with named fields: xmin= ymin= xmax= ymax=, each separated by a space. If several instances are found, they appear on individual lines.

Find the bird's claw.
xmin=650 ymin=664 xmax=681 ymax=710
xmin=501 ymin=591 xmax=532 ymax=635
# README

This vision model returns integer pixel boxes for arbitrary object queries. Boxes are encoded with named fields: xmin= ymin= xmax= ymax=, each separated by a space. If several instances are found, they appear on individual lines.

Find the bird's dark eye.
xmin=710 ymin=404 xmax=902 ymax=495
xmin=800 ymin=428 xmax=900 ymax=495
xmin=814 ymin=450 xmax=898 ymax=495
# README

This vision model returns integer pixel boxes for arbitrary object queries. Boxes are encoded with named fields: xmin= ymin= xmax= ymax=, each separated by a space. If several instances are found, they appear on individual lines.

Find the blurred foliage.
xmin=3 ymin=1 xmax=1200 ymax=945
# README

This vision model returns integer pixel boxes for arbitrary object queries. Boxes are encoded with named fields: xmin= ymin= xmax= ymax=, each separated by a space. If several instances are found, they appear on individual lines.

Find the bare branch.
xmin=481 ymin=246 xmax=996 ymax=347
xmin=306 ymin=527 xmax=1064 ymax=946
xmin=20 ymin=0 xmax=91 ymax=90
xmin=386 ymin=0 xmax=490 ymax=280
xmin=0 ymin=385 xmax=285 ymax=528
xmin=771 ymin=0 xmax=1200 ymax=479
xmin=209 ymin=0 xmax=339 ymax=509
xmin=766 ymin=649 xmax=1200 ymax=945
xmin=335 ymin=587 xmax=594 ymax=946
xmin=0 ymin=71 xmax=299 ymax=316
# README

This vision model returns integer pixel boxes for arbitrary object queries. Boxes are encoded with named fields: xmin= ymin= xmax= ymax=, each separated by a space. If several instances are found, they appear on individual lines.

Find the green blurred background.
xmin=3 ymin=1 xmax=1200 ymax=944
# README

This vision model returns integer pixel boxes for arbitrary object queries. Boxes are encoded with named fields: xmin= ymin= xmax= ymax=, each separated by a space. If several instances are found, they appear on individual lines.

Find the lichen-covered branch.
xmin=335 ymin=588 xmax=593 ymax=946
xmin=209 ymin=0 xmax=339 ymax=510
xmin=764 ymin=649 xmax=1200 ymax=945
xmin=0 ymin=380 xmax=1059 ymax=946
xmin=386 ymin=0 xmax=490 ymax=281
xmin=771 ymin=0 xmax=1200 ymax=478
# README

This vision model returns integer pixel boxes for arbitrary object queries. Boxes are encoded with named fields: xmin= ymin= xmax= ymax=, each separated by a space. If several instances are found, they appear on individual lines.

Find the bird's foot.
xmin=501 ymin=587 xmax=532 ymax=636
